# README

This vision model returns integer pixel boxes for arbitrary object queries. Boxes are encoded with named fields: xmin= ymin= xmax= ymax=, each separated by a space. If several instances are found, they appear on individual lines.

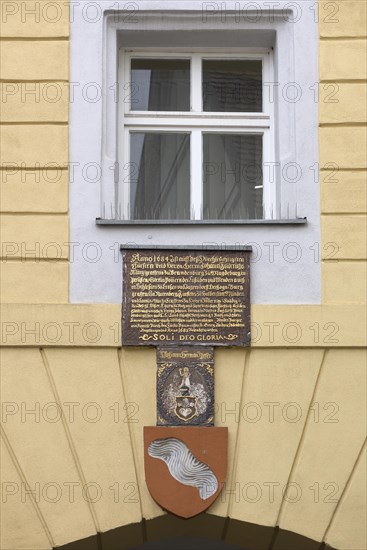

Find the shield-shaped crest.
xmin=144 ymin=426 xmax=227 ymax=518
xmin=174 ymin=395 xmax=198 ymax=422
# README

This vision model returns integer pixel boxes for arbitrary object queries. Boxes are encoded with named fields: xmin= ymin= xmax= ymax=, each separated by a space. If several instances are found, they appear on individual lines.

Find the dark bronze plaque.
xmin=122 ymin=247 xmax=251 ymax=346
xmin=156 ymin=346 xmax=214 ymax=426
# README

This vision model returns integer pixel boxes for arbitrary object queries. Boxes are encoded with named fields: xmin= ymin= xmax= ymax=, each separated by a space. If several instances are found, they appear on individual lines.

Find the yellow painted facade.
xmin=0 ymin=1 xmax=366 ymax=549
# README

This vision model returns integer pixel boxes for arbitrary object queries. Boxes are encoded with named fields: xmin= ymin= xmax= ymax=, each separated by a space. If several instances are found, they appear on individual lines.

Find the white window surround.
xmin=70 ymin=1 xmax=321 ymax=304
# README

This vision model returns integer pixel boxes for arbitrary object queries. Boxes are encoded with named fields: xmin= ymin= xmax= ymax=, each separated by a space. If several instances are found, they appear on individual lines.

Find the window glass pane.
xmin=130 ymin=59 xmax=190 ymax=111
xmin=203 ymin=133 xmax=263 ymax=220
xmin=130 ymin=132 xmax=190 ymax=220
xmin=203 ymin=59 xmax=262 ymax=112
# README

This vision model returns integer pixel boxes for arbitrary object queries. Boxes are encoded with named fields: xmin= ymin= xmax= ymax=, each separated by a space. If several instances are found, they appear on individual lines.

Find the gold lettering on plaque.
xmin=122 ymin=250 xmax=250 ymax=346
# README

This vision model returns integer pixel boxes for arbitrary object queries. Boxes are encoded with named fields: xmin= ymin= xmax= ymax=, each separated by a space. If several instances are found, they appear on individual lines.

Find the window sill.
xmin=96 ymin=218 xmax=307 ymax=226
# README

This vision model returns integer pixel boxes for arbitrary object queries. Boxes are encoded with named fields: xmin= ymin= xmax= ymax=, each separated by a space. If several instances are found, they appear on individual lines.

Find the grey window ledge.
xmin=120 ymin=245 xmax=253 ymax=251
xmin=96 ymin=218 xmax=307 ymax=226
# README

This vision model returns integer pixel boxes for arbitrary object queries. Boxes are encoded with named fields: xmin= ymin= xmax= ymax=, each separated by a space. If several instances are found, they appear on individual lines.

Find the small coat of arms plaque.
xmin=156 ymin=346 xmax=214 ymax=426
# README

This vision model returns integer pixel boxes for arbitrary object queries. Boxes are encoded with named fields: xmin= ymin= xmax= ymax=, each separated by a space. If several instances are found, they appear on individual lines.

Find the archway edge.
xmin=55 ymin=514 xmax=337 ymax=550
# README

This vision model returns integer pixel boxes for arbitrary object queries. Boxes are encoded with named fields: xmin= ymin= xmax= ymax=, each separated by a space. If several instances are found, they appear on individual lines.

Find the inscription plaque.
xmin=122 ymin=246 xmax=251 ymax=346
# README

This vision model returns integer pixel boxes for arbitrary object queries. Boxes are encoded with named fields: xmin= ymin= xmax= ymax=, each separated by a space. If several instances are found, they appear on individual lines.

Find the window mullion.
xmin=191 ymin=54 xmax=202 ymax=112
xmin=191 ymin=129 xmax=203 ymax=220
xmin=263 ymin=130 xmax=275 ymax=220
xmin=262 ymin=53 xmax=276 ymax=219
xmin=121 ymin=129 xmax=130 ymax=220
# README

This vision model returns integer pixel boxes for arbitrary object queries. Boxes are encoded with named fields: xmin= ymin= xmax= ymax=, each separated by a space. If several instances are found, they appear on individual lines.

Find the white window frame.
xmin=118 ymin=49 xmax=275 ymax=221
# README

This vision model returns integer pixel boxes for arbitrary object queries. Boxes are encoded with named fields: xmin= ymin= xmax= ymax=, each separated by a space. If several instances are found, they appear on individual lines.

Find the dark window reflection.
xmin=131 ymin=59 xmax=190 ymax=111
xmin=203 ymin=133 xmax=263 ymax=220
xmin=203 ymin=59 xmax=262 ymax=112
xmin=131 ymin=132 xmax=190 ymax=220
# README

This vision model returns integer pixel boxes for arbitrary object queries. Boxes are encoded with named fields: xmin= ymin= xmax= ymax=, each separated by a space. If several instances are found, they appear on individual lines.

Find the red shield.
xmin=144 ymin=426 xmax=227 ymax=518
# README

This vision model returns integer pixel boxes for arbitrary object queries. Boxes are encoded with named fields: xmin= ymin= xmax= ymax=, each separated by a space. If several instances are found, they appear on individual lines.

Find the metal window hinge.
xmin=114 ymin=161 xmax=119 ymax=184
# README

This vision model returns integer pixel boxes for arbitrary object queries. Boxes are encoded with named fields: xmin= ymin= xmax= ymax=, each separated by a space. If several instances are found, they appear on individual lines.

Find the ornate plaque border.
xmin=121 ymin=245 xmax=252 ymax=347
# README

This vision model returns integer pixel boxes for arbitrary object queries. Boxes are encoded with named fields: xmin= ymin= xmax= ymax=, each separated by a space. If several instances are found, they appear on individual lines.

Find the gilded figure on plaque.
xmin=179 ymin=366 xmax=191 ymax=394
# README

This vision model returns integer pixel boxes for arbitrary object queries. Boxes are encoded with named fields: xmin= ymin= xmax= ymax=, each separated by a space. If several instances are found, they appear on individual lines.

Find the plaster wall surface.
xmin=0 ymin=1 xmax=366 ymax=549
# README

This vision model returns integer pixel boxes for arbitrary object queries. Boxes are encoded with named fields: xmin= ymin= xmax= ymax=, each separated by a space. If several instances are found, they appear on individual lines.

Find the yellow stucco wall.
xmin=0 ymin=1 xmax=366 ymax=549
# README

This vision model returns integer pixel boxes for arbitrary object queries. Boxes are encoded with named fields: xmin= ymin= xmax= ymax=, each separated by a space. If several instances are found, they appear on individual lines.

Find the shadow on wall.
xmin=130 ymin=535 xmax=246 ymax=549
xmin=55 ymin=514 xmax=337 ymax=550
